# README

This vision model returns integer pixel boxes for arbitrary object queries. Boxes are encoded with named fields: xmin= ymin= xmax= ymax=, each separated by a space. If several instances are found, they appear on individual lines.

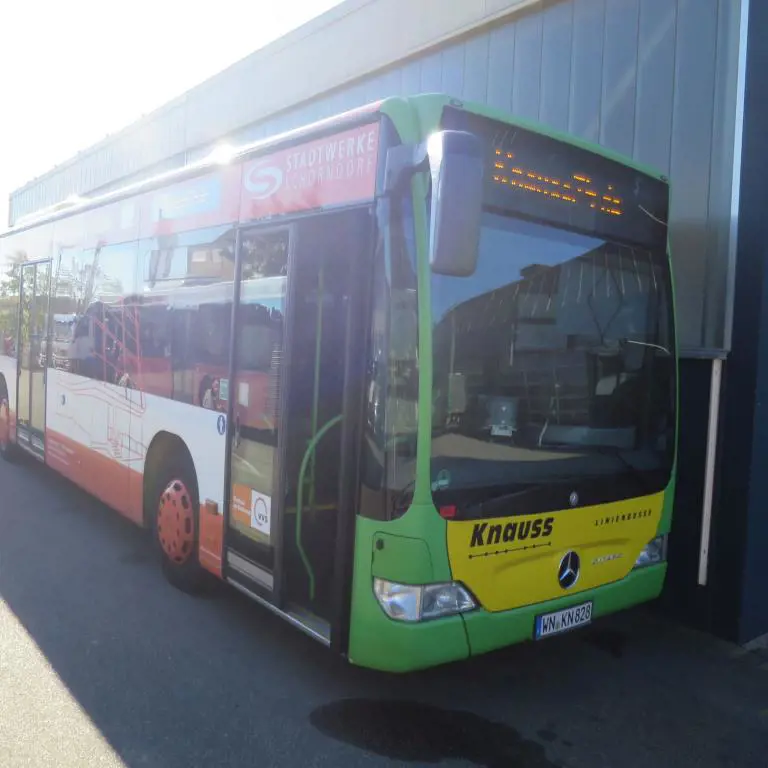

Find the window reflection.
xmin=52 ymin=242 xmax=139 ymax=382
xmin=361 ymin=198 xmax=419 ymax=519
xmin=430 ymin=213 xmax=675 ymax=504
xmin=51 ymin=225 xmax=246 ymax=409
xmin=136 ymin=226 xmax=237 ymax=405
xmin=227 ymin=230 xmax=288 ymax=545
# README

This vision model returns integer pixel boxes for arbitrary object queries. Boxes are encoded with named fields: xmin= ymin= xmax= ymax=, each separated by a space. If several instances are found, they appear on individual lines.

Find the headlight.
xmin=634 ymin=535 xmax=668 ymax=568
xmin=373 ymin=578 xmax=477 ymax=622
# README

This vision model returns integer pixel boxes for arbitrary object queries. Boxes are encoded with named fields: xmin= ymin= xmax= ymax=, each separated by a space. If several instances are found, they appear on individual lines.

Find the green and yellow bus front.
xmin=348 ymin=97 xmax=676 ymax=673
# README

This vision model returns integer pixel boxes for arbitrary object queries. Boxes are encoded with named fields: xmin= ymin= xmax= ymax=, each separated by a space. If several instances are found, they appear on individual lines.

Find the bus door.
xmin=16 ymin=260 xmax=51 ymax=459
xmin=225 ymin=227 xmax=292 ymax=610
xmin=225 ymin=210 xmax=371 ymax=643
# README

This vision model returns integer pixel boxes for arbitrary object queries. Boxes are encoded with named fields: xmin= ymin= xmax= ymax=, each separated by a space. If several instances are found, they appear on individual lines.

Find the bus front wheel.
xmin=152 ymin=454 xmax=206 ymax=594
xmin=0 ymin=380 xmax=18 ymax=463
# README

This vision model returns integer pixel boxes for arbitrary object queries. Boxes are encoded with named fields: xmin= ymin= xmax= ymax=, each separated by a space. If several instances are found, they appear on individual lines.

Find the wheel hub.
xmin=156 ymin=478 xmax=195 ymax=564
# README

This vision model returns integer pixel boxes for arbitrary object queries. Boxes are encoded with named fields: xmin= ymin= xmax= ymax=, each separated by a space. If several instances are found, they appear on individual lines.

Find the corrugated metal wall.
xmin=9 ymin=100 xmax=189 ymax=223
xmin=8 ymin=0 xmax=743 ymax=351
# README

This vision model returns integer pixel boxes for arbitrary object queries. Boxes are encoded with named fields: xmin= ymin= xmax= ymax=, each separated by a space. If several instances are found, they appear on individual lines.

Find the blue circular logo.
xmin=217 ymin=414 xmax=226 ymax=436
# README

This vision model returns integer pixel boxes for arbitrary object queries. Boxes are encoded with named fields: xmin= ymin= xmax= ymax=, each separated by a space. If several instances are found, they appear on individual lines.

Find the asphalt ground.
xmin=1 ymin=453 xmax=767 ymax=768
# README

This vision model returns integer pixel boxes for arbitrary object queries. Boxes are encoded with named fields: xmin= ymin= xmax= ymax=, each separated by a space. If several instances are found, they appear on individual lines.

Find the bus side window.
xmin=237 ymin=304 xmax=276 ymax=372
xmin=194 ymin=304 xmax=230 ymax=410
xmin=361 ymin=197 xmax=419 ymax=521
xmin=138 ymin=225 xmax=236 ymax=408
xmin=71 ymin=242 xmax=140 ymax=383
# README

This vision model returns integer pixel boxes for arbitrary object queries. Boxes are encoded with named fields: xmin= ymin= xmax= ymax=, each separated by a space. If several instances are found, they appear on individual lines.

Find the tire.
xmin=151 ymin=451 xmax=207 ymax=594
xmin=0 ymin=380 xmax=18 ymax=463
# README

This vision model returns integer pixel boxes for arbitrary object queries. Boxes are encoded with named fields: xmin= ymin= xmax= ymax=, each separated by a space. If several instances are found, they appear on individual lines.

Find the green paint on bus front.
xmin=347 ymin=93 xmax=677 ymax=673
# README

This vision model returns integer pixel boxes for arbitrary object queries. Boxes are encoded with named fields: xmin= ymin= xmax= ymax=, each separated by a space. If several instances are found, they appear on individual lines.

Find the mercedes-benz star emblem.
xmin=558 ymin=551 xmax=580 ymax=590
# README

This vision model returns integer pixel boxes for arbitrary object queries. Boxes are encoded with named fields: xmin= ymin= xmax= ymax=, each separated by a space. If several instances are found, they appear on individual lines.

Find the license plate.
xmin=491 ymin=425 xmax=514 ymax=437
xmin=534 ymin=601 xmax=593 ymax=640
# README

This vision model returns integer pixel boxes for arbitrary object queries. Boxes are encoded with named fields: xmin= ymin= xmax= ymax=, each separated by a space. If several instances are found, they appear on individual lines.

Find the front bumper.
xmin=462 ymin=563 xmax=666 ymax=657
xmin=348 ymin=563 xmax=666 ymax=673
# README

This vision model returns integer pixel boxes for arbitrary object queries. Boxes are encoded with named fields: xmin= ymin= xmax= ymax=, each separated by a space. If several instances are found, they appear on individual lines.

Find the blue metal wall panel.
xmin=463 ymin=35 xmax=489 ymax=103
xmin=600 ymin=0 xmax=640 ymax=155
xmin=668 ymin=0 xmax=719 ymax=346
xmin=706 ymin=0 xmax=743 ymax=349
xmin=539 ymin=1 xmax=574 ymax=132
xmin=486 ymin=24 xmax=515 ymax=111
xmin=568 ymin=0 xmax=606 ymax=143
xmin=401 ymin=60 xmax=422 ymax=95
xmin=512 ymin=11 xmax=543 ymax=120
xmin=634 ymin=0 xmax=677 ymax=174
xmin=441 ymin=44 xmax=465 ymax=96
xmin=419 ymin=51 xmax=443 ymax=92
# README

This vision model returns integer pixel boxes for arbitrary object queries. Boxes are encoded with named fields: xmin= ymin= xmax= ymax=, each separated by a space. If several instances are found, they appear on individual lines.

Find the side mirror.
xmin=427 ymin=131 xmax=484 ymax=277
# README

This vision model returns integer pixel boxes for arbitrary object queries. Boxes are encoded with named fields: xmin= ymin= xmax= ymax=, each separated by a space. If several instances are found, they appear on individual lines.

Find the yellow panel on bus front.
xmin=446 ymin=492 xmax=664 ymax=612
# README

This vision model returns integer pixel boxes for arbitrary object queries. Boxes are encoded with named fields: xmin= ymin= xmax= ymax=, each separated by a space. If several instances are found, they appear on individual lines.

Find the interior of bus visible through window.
xmin=430 ymin=211 xmax=676 ymax=515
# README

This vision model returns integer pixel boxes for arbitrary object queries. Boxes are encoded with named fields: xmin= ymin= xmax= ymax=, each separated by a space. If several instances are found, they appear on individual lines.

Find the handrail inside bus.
xmin=309 ymin=266 xmax=324 ymax=509
xmin=295 ymin=414 xmax=342 ymax=601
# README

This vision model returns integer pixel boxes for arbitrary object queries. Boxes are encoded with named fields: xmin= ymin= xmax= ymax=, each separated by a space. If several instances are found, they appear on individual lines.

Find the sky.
xmin=0 ymin=0 xmax=344 ymax=227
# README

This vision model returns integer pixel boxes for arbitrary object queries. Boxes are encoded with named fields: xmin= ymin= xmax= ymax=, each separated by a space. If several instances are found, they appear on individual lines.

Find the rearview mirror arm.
xmin=383 ymin=143 xmax=428 ymax=196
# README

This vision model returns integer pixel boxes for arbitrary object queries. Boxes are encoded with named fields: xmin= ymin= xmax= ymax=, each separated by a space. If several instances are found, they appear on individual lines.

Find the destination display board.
xmin=441 ymin=106 xmax=669 ymax=249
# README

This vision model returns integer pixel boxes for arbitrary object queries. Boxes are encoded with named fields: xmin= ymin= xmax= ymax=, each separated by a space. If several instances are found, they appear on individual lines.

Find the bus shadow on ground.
xmin=1 ymin=456 xmax=767 ymax=768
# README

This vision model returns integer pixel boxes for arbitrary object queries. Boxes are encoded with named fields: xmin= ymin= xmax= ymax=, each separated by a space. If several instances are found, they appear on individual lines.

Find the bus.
xmin=0 ymin=94 xmax=676 ymax=672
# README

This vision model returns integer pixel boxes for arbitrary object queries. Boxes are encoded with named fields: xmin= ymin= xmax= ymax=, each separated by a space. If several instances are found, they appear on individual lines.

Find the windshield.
xmin=430 ymin=212 xmax=675 ymax=517
xmin=53 ymin=320 xmax=75 ymax=341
